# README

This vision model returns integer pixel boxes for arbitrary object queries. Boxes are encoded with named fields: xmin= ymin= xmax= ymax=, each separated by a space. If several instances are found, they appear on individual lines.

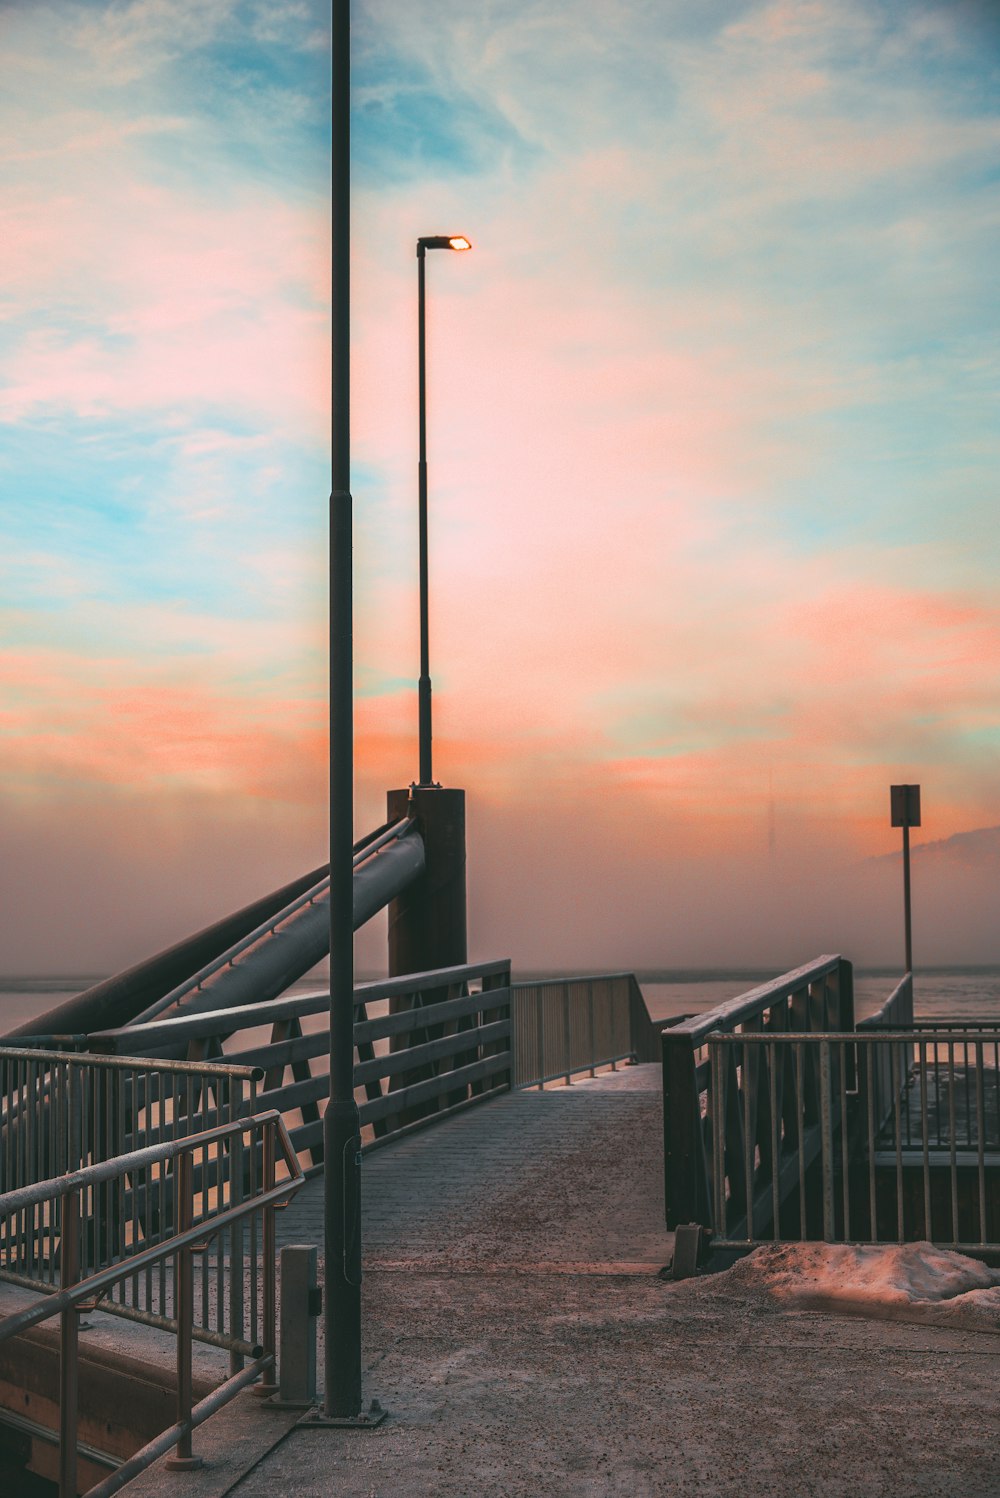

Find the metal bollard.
xmin=276 ymin=1245 xmax=319 ymax=1407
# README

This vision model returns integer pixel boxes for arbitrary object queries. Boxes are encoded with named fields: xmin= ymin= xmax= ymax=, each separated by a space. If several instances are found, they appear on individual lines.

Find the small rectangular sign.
xmin=890 ymin=784 xmax=921 ymax=828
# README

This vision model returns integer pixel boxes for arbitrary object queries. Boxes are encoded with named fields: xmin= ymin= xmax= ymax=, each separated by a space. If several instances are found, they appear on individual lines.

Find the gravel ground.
xmin=228 ymin=1265 xmax=1000 ymax=1498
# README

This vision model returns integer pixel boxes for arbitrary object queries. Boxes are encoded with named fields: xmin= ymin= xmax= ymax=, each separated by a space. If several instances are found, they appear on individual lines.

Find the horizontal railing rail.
xmin=661 ymin=956 xmax=856 ymax=1230
xmin=706 ymin=1029 xmax=1000 ymax=1254
xmin=88 ymin=960 xmax=514 ymax=1168
xmin=857 ymin=971 xmax=914 ymax=1030
xmin=0 ymin=1111 xmax=303 ymax=1498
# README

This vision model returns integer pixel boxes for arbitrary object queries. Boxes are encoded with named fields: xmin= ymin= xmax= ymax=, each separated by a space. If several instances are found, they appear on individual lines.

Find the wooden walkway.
xmin=277 ymin=1063 xmax=667 ymax=1274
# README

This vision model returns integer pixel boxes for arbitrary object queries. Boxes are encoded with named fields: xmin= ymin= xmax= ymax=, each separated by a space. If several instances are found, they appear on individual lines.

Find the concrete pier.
xmin=115 ymin=1064 xmax=1000 ymax=1498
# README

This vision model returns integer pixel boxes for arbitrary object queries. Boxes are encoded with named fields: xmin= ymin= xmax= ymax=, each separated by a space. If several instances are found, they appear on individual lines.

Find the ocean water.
xmin=2 ymin=968 xmax=998 ymax=1039
xmin=639 ymin=970 xmax=1000 ymax=1025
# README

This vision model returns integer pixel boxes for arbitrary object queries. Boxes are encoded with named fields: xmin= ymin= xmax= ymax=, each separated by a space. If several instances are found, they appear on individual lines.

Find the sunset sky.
xmin=2 ymin=0 xmax=998 ymax=974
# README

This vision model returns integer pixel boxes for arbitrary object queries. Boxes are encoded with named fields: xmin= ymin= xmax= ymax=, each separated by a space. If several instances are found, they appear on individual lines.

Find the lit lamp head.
xmin=417 ymin=234 xmax=473 ymax=256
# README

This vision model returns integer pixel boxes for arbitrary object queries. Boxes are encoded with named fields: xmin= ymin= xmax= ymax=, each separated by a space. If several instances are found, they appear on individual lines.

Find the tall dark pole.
xmin=326 ymin=0 xmax=362 ymax=1419
xmin=417 ymin=244 xmax=432 ymax=786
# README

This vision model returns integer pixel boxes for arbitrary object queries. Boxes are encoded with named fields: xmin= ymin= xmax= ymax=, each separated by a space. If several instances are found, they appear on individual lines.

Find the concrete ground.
xmin=120 ymin=1067 xmax=1000 ymax=1498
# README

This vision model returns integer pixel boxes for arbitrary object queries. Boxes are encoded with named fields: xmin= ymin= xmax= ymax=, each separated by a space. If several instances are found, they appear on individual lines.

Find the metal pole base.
xmin=298 ymin=1399 xmax=388 ymax=1430
xmin=165 ymin=1455 xmax=206 ymax=1471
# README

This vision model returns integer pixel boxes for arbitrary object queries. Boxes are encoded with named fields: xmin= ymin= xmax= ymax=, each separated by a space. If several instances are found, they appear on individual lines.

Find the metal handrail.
xmin=511 ymin=974 xmax=645 ymax=1088
xmin=669 ymin=954 xmax=846 ymax=1046
xmin=88 ymin=959 xmax=516 ymax=1053
xmin=858 ymin=971 xmax=913 ymax=1030
xmin=129 ymin=817 xmax=417 ymax=1025
xmin=1 ymin=1048 xmax=264 ymax=1341
xmin=0 ymin=1045 xmax=261 ymax=1078
xmin=706 ymin=1025 xmax=1000 ymax=1252
xmin=0 ymin=1112 xmax=303 ymax=1498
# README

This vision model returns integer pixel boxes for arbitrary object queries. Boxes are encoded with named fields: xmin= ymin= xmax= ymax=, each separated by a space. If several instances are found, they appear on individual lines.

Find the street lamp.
xmin=416 ymin=233 xmax=472 ymax=787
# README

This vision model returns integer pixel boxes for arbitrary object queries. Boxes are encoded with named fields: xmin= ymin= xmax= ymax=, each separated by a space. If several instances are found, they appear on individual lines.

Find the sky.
xmin=1 ymin=0 xmax=998 ymax=976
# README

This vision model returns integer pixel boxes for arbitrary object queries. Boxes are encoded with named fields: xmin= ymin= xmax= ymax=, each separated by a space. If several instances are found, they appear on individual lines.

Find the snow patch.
xmin=720 ymin=1242 xmax=1000 ymax=1331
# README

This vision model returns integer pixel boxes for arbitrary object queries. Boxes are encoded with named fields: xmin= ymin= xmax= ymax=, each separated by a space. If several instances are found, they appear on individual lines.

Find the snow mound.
xmin=722 ymin=1242 xmax=1000 ymax=1331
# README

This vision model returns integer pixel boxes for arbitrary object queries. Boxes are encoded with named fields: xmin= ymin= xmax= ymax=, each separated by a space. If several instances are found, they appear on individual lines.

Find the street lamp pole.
xmin=325 ymin=0 xmax=362 ymax=1420
xmin=416 ymin=235 xmax=471 ymax=787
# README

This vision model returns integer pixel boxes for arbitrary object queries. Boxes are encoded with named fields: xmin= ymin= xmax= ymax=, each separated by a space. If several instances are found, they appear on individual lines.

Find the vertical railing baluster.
xmin=819 ymin=1040 xmax=834 ymax=1242
xmin=229 ymin=1083 xmax=245 ymax=1375
xmin=59 ymin=1185 xmax=80 ymax=1498
xmin=742 ymin=1042 xmax=753 ymax=1240
xmin=261 ymin=1119 xmax=278 ymax=1393
xmin=795 ymin=1044 xmax=806 ymax=1239
xmin=710 ymin=1041 xmax=725 ymax=1236
xmin=769 ymin=1039 xmax=780 ymax=1240
xmin=948 ymin=1040 xmax=959 ymax=1245
xmin=975 ymin=1040 xmax=986 ymax=1246
xmin=892 ymin=1042 xmax=904 ymax=1242
xmin=839 ymin=1040 xmax=850 ymax=1241
xmin=920 ymin=1039 xmax=931 ymax=1241
xmin=166 ymin=1148 xmax=202 ymax=1473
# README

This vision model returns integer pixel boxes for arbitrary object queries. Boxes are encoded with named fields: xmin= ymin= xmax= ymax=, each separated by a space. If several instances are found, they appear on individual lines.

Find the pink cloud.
xmin=0 ymin=180 xmax=329 ymax=436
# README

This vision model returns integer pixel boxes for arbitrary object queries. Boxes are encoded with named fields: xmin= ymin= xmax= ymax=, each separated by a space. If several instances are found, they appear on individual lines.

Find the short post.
xmin=890 ymin=784 xmax=921 ymax=976
xmin=277 ymin=1245 xmax=319 ymax=1407
xmin=166 ymin=1149 xmax=203 ymax=1471
xmin=59 ymin=1187 xmax=80 ymax=1498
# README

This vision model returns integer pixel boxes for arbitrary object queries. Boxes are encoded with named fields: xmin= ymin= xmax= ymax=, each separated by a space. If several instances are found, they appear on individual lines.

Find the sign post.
xmin=890 ymin=784 xmax=921 ymax=975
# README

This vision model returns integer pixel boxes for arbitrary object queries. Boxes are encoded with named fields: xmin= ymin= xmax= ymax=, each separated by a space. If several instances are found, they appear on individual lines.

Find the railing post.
xmin=229 ymin=1094 xmax=245 ymax=1377
xmin=710 ymin=1040 xmax=726 ymax=1237
xmin=59 ymin=1186 xmax=80 ymax=1498
xmin=258 ymin=1120 xmax=278 ymax=1395
xmin=662 ymin=1030 xmax=711 ymax=1230
xmin=819 ymin=1040 xmax=835 ymax=1242
xmin=536 ymin=988 xmax=545 ymax=1091
xmin=562 ymin=983 xmax=572 ymax=1085
xmin=167 ymin=1149 xmax=203 ymax=1471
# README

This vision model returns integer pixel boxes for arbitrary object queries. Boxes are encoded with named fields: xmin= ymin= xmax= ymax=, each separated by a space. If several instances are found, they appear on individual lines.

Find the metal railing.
xmin=0 ymin=1049 xmax=265 ymax=1356
xmin=858 ymin=970 xmax=914 ymax=1029
xmin=661 ymin=955 xmax=855 ymax=1229
xmin=706 ymin=1028 xmax=1000 ymax=1253
xmin=511 ymin=973 xmax=654 ymax=1088
xmin=87 ymin=961 xmax=513 ymax=1166
xmin=0 ymin=1111 xmax=303 ymax=1498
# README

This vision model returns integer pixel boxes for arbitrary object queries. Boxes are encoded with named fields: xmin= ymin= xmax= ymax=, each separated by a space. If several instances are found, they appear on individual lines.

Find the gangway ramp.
xmin=277 ymin=1063 xmax=666 ymax=1275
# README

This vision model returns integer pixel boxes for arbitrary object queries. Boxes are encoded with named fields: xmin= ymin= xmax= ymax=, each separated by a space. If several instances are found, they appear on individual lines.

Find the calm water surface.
xmin=1 ymin=969 xmax=998 ymax=1037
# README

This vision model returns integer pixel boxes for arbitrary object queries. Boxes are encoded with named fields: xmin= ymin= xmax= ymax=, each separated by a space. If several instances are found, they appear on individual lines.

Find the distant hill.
xmin=873 ymin=825 xmax=1000 ymax=865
